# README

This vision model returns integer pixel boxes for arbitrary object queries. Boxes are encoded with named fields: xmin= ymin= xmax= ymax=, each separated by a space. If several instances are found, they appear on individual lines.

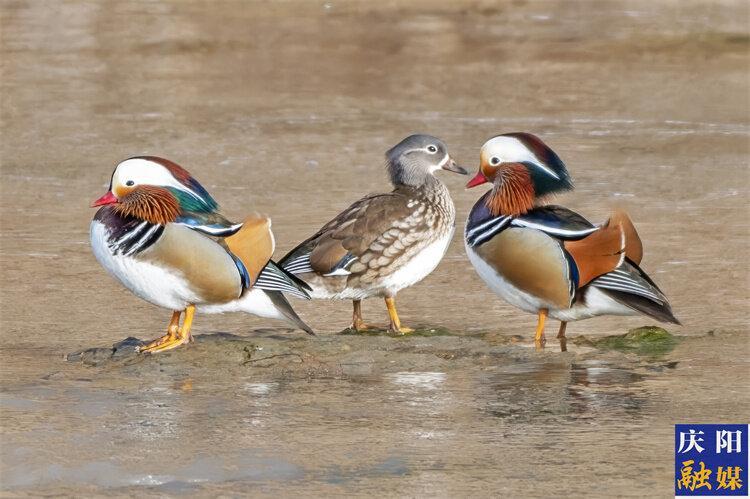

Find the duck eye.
xmin=490 ymin=157 xmax=501 ymax=166
xmin=427 ymin=145 xmax=438 ymax=153
xmin=125 ymin=180 xmax=135 ymax=186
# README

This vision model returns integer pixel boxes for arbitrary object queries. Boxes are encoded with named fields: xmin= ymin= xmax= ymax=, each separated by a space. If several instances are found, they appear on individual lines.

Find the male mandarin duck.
xmin=90 ymin=156 xmax=313 ymax=353
xmin=464 ymin=133 xmax=679 ymax=344
xmin=280 ymin=134 xmax=467 ymax=333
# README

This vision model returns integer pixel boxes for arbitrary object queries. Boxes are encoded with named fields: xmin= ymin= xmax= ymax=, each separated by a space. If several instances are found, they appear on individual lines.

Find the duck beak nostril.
xmin=442 ymin=158 xmax=469 ymax=175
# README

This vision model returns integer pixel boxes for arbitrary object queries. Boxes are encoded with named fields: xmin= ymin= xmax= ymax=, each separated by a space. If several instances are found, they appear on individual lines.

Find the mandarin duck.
xmin=90 ymin=156 xmax=313 ymax=353
xmin=280 ymin=134 xmax=467 ymax=333
xmin=464 ymin=133 xmax=679 ymax=344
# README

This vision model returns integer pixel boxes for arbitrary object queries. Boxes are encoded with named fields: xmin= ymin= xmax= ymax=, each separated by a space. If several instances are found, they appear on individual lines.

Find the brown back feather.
xmin=564 ymin=220 xmax=625 ymax=288
xmin=304 ymin=191 xmax=416 ymax=274
xmin=610 ymin=210 xmax=643 ymax=264
xmin=309 ymin=235 xmax=350 ymax=273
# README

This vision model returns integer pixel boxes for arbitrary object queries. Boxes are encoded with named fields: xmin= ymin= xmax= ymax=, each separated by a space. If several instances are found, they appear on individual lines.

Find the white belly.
xmin=378 ymin=229 xmax=454 ymax=296
xmin=91 ymin=221 xmax=198 ymax=311
xmin=553 ymin=286 xmax=636 ymax=321
xmin=310 ymin=285 xmax=376 ymax=301
xmin=198 ymin=288 xmax=285 ymax=320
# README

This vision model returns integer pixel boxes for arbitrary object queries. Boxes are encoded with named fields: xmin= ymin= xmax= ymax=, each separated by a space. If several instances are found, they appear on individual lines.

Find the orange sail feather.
xmin=224 ymin=214 xmax=275 ymax=286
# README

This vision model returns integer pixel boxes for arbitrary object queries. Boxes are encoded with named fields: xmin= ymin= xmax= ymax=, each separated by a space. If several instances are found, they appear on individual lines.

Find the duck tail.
xmin=264 ymin=290 xmax=315 ymax=335
xmin=601 ymin=288 xmax=681 ymax=325
xmin=254 ymin=260 xmax=312 ymax=299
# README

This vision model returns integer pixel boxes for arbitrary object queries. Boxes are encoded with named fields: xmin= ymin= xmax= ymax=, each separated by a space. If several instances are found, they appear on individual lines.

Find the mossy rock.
xmin=338 ymin=326 xmax=454 ymax=338
xmin=573 ymin=326 xmax=679 ymax=356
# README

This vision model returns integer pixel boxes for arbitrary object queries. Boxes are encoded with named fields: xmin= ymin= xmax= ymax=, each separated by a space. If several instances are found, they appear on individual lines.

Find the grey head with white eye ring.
xmin=385 ymin=134 xmax=468 ymax=187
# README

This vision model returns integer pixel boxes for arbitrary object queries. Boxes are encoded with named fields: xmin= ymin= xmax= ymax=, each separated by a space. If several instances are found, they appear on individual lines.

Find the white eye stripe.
xmin=483 ymin=136 xmax=560 ymax=180
xmin=403 ymin=145 xmax=442 ymax=156
xmin=113 ymin=158 xmax=198 ymax=195
xmin=527 ymin=160 xmax=560 ymax=179
xmin=409 ymin=145 xmax=439 ymax=154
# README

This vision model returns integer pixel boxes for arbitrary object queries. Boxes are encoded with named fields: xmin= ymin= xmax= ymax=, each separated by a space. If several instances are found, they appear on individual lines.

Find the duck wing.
xmin=523 ymin=207 xmax=676 ymax=322
xmin=175 ymin=210 xmax=243 ymax=237
xmin=223 ymin=215 xmax=311 ymax=299
xmin=467 ymin=203 xmax=665 ymax=313
xmin=280 ymin=191 xmax=413 ymax=277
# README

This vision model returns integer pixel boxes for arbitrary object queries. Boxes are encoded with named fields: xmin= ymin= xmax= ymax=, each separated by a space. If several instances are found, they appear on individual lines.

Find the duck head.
xmin=385 ymin=134 xmax=467 ymax=187
xmin=92 ymin=156 xmax=218 ymax=224
xmin=466 ymin=132 xmax=573 ymax=216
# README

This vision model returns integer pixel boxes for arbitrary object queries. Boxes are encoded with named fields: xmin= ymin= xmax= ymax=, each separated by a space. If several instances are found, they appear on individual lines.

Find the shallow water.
xmin=1 ymin=0 xmax=748 ymax=496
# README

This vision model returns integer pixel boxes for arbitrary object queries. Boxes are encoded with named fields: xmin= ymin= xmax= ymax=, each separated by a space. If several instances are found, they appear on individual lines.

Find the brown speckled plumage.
xmin=279 ymin=134 xmax=465 ymax=332
xmin=286 ymin=177 xmax=455 ymax=295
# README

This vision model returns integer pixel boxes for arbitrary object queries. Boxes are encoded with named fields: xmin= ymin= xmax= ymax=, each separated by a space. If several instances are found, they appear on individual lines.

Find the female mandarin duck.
xmin=90 ymin=156 xmax=313 ymax=353
xmin=464 ymin=133 xmax=679 ymax=344
xmin=280 ymin=134 xmax=467 ymax=333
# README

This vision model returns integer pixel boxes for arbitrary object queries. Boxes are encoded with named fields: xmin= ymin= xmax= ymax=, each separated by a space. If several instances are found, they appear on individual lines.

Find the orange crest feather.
xmin=564 ymin=220 xmax=625 ymax=288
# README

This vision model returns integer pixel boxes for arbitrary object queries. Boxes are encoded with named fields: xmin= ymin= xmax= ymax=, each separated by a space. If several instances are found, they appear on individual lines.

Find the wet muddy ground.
xmin=1 ymin=0 xmax=748 ymax=496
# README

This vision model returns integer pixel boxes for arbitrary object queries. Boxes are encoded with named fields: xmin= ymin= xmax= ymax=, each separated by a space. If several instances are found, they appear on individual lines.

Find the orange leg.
xmin=168 ymin=310 xmax=181 ymax=337
xmin=534 ymin=308 xmax=548 ymax=346
xmin=137 ymin=311 xmax=180 ymax=351
xmin=139 ymin=305 xmax=195 ymax=354
xmin=385 ymin=296 xmax=414 ymax=334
